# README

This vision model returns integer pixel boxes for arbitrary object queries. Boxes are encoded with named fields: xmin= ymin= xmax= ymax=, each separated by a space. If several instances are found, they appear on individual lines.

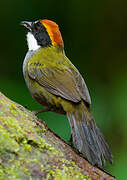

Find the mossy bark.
xmin=0 ymin=92 xmax=115 ymax=180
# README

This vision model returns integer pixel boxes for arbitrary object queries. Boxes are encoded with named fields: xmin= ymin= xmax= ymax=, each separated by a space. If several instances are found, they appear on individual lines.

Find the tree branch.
xmin=0 ymin=92 xmax=115 ymax=180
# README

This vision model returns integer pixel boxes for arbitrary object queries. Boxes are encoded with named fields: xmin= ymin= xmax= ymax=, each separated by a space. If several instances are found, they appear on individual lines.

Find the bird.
xmin=21 ymin=19 xmax=113 ymax=167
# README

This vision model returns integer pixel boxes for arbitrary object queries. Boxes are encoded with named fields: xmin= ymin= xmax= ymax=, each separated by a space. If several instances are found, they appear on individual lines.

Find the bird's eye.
xmin=35 ymin=24 xmax=39 ymax=32
xmin=35 ymin=27 xmax=39 ymax=32
xmin=33 ymin=23 xmax=40 ymax=32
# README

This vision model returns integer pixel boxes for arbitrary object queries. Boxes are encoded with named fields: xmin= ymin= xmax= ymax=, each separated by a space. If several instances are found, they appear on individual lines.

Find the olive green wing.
xmin=27 ymin=61 xmax=81 ymax=103
xmin=69 ymin=67 xmax=91 ymax=104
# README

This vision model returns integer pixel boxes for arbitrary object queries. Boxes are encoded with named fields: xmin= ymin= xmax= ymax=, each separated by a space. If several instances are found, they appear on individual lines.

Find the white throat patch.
xmin=26 ymin=32 xmax=41 ymax=51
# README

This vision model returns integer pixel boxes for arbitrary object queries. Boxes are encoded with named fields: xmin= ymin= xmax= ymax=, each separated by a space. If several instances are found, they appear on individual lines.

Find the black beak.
xmin=20 ymin=21 xmax=33 ymax=31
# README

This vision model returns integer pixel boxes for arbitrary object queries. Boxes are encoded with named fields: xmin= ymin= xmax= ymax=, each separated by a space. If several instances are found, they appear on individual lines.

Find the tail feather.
xmin=67 ymin=102 xmax=113 ymax=167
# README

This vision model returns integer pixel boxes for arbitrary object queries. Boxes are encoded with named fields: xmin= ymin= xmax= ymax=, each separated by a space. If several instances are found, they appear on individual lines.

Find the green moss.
xmin=0 ymin=92 xmax=90 ymax=179
xmin=0 ymin=124 xmax=19 ymax=153
xmin=9 ymin=104 xmax=18 ymax=115
xmin=54 ymin=166 xmax=90 ymax=180
xmin=45 ymin=165 xmax=90 ymax=180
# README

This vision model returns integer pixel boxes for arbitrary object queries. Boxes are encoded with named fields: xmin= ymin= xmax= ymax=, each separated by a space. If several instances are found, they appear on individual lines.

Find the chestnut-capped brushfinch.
xmin=21 ymin=19 xmax=113 ymax=167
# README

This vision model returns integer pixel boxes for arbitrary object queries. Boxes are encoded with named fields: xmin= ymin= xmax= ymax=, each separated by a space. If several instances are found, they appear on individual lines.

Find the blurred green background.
xmin=0 ymin=0 xmax=127 ymax=179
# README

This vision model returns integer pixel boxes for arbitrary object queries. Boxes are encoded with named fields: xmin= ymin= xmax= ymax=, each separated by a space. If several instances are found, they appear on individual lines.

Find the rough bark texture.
xmin=0 ymin=92 xmax=115 ymax=180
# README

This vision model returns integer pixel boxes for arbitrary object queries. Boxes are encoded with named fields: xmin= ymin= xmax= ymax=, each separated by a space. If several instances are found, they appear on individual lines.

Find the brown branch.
xmin=0 ymin=92 xmax=115 ymax=180
xmin=46 ymin=127 xmax=115 ymax=180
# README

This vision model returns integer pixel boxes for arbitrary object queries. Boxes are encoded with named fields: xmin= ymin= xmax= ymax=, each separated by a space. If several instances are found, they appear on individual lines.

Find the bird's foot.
xmin=68 ymin=135 xmax=73 ymax=146
xmin=32 ymin=107 xmax=51 ymax=115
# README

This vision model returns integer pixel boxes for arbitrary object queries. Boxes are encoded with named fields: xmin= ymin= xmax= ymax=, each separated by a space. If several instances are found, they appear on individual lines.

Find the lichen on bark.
xmin=0 ymin=92 xmax=115 ymax=180
xmin=0 ymin=92 xmax=90 ymax=180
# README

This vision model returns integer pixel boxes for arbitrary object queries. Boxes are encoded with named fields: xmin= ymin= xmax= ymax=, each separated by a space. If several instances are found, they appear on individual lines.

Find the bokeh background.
xmin=0 ymin=0 xmax=127 ymax=179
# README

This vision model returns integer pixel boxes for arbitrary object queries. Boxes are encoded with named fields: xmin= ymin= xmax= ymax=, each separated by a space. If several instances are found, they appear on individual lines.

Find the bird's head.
xmin=21 ymin=19 xmax=64 ymax=51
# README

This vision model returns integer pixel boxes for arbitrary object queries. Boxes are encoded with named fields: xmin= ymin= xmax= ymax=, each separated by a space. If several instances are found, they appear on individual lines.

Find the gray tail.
xmin=67 ymin=102 xmax=113 ymax=167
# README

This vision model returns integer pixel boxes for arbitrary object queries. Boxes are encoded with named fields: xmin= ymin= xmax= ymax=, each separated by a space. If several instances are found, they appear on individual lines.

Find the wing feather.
xmin=27 ymin=54 xmax=91 ymax=104
xmin=28 ymin=62 xmax=81 ymax=102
